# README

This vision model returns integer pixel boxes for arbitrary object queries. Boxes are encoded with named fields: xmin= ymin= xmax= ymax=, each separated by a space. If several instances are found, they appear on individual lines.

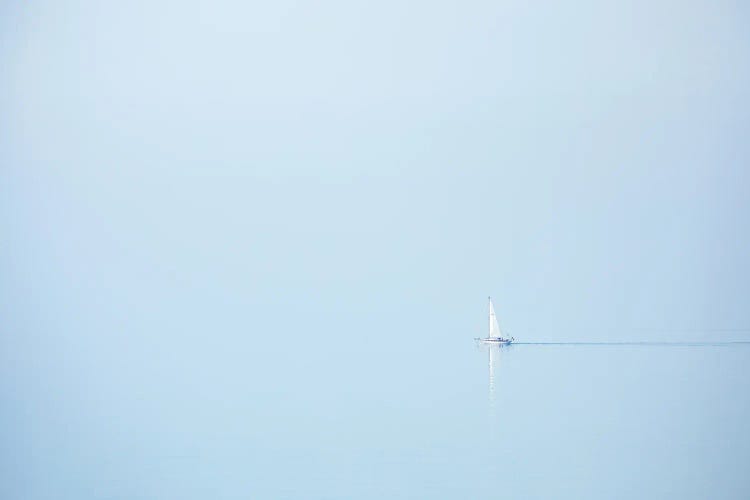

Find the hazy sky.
xmin=3 ymin=0 xmax=749 ymax=337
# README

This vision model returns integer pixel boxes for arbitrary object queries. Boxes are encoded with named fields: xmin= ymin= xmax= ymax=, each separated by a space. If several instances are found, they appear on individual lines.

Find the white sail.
xmin=488 ymin=298 xmax=502 ymax=339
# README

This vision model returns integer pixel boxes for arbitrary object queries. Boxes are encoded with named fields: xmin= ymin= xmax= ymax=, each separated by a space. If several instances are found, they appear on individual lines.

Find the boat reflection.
xmin=488 ymin=343 xmax=501 ymax=412
xmin=479 ymin=342 xmax=511 ymax=433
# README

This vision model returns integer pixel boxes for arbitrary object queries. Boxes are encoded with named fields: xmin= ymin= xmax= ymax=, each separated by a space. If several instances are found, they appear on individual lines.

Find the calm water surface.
xmin=5 ymin=330 xmax=750 ymax=499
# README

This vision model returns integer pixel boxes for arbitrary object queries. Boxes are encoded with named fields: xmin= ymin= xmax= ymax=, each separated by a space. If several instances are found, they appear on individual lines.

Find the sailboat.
xmin=479 ymin=297 xmax=514 ymax=344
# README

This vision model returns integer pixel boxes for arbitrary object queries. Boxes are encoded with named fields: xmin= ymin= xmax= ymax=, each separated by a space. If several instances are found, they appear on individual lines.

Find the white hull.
xmin=479 ymin=337 xmax=512 ymax=345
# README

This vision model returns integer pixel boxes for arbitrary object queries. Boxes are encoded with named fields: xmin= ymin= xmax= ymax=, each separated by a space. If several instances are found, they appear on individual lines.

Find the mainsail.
xmin=488 ymin=297 xmax=502 ymax=339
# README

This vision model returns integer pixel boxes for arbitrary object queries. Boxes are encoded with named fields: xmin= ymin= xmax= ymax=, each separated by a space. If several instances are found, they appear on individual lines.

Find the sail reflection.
xmin=480 ymin=342 xmax=510 ymax=434
xmin=488 ymin=344 xmax=501 ymax=413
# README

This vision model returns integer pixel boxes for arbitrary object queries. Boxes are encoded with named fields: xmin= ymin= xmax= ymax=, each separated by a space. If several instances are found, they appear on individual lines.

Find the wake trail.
xmin=514 ymin=341 xmax=750 ymax=346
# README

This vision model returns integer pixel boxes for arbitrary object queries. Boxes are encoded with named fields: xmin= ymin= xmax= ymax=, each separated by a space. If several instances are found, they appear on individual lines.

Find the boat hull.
xmin=479 ymin=337 xmax=512 ymax=345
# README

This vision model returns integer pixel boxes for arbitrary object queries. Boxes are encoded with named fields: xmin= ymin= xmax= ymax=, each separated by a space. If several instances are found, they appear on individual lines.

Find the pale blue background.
xmin=2 ymin=1 xmax=749 ymax=498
